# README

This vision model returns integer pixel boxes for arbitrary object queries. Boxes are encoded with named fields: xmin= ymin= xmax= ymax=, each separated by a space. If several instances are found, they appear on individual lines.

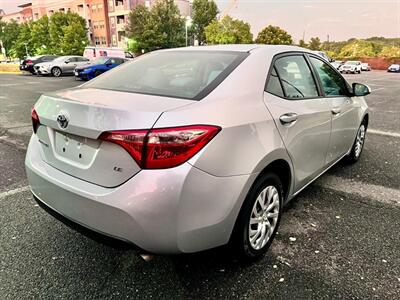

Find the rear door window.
xmin=85 ymin=51 xmax=248 ymax=100
xmin=274 ymin=55 xmax=319 ymax=100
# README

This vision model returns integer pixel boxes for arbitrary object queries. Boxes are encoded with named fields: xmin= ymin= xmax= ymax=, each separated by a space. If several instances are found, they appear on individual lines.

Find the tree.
xmin=49 ymin=12 xmax=88 ymax=55
xmin=204 ymin=16 xmax=252 ymax=44
xmin=60 ymin=14 xmax=89 ymax=55
xmin=192 ymin=0 xmax=218 ymax=45
xmin=31 ymin=15 xmax=51 ymax=54
xmin=309 ymin=37 xmax=321 ymax=50
xmin=298 ymin=39 xmax=307 ymax=48
xmin=0 ymin=20 xmax=20 ymax=57
xmin=13 ymin=22 xmax=34 ymax=58
xmin=126 ymin=0 xmax=185 ymax=53
xmin=255 ymin=25 xmax=292 ymax=45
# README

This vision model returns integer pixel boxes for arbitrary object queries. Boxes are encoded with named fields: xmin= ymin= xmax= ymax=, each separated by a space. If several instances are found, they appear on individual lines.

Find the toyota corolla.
xmin=26 ymin=45 xmax=370 ymax=260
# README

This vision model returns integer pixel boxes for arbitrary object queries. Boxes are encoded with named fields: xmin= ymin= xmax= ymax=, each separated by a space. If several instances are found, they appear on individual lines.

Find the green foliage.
xmin=13 ymin=22 xmax=34 ymax=58
xmin=204 ymin=16 xmax=252 ymax=44
xmin=308 ymin=37 xmax=321 ymax=51
xmin=0 ymin=20 xmax=20 ymax=57
xmin=255 ymin=25 xmax=292 ymax=45
xmin=0 ymin=13 xmax=88 ymax=58
xmin=379 ymin=46 xmax=400 ymax=58
xmin=126 ymin=0 xmax=185 ymax=53
xmin=49 ymin=12 xmax=89 ymax=55
xmin=298 ymin=39 xmax=307 ymax=48
xmin=192 ymin=0 xmax=218 ymax=45
xmin=31 ymin=15 xmax=51 ymax=54
xmin=338 ymin=40 xmax=377 ymax=58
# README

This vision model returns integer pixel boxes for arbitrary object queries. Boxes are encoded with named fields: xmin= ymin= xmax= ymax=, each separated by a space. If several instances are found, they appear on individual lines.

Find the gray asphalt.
xmin=0 ymin=71 xmax=399 ymax=299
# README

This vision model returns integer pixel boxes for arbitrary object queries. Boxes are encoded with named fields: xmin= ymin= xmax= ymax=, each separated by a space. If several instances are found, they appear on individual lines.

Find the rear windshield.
xmin=85 ymin=51 xmax=248 ymax=100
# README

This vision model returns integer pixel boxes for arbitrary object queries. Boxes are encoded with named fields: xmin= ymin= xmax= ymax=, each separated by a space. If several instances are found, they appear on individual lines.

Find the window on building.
xmin=118 ymin=31 xmax=125 ymax=42
xmin=92 ymin=5 xmax=97 ymax=12
xmin=99 ymin=21 xmax=105 ymax=29
xmin=95 ymin=37 xmax=100 ymax=45
xmin=101 ymin=37 xmax=107 ymax=45
xmin=59 ymin=8 xmax=65 ymax=12
xmin=110 ymin=17 xmax=115 ymax=28
xmin=116 ymin=0 xmax=124 ymax=7
xmin=98 ymin=4 xmax=103 ymax=11
xmin=116 ymin=15 xmax=125 ymax=24
xmin=77 ymin=4 xmax=84 ymax=12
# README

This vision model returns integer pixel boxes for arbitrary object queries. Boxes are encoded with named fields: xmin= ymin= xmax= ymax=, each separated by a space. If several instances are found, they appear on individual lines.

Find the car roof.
xmin=159 ymin=44 xmax=308 ymax=55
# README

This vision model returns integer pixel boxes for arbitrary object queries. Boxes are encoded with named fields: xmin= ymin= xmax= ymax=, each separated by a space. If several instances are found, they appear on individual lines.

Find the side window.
xmin=67 ymin=57 xmax=77 ymax=63
xmin=265 ymin=67 xmax=284 ymax=97
xmin=275 ymin=55 xmax=319 ymax=99
xmin=310 ymin=57 xmax=349 ymax=97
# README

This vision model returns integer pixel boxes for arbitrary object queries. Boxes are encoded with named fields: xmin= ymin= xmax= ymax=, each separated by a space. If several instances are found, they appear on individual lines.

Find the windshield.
xmin=85 ymin=51 xmax=247 ymax=100
xmin=346 ymin=61 xmax=359 ymax=65
xmin=390 ymin=64 xmax=400 ymax=68
xmin=92 ymin=57 xmax=109 ymax=65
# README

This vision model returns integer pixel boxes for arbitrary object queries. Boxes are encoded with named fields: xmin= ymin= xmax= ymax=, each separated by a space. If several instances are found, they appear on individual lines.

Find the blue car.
xmin=74 ymin=57 xmax=128 ymax=80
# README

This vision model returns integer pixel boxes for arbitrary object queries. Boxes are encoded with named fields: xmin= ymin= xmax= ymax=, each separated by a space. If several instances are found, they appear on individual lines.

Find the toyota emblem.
xmin=57 ymin=114 xmax=69 ymax=129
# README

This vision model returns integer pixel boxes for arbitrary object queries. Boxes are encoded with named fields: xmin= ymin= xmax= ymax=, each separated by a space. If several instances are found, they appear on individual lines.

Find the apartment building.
xmin=108 ymin=0 xmax=191 ymax=48
xmin=1 ymin=3 xmax=33 ymax=24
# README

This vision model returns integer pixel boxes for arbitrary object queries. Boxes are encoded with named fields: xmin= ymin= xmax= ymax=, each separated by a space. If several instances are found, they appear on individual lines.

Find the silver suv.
xmin=26 ymin=45 xmax=369 ymax=260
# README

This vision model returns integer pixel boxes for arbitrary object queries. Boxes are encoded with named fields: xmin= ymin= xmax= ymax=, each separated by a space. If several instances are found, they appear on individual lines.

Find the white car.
xmin=361 ymin=63 xmax=371 ymax=71
xmin=340 ymin=61 xmax=362 ymax=74
xmin=387 ymin=64 xmax=400 ymax=73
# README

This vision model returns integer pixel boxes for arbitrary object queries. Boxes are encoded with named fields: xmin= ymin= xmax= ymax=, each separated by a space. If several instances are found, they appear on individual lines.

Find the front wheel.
xmin=346 ymin=121 xmax=367 ymax=163
xmin=51 ymin=67 xmax=62 ymax=77
xmin=231 ymin=173 xmax=283 ymax=260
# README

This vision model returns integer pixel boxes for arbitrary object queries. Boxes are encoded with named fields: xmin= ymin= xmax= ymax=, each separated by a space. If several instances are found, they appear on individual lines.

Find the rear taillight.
xmin=99 ymin=125 xmax=221 ymax=169
xmin=26 ymin=60 xmax=33 ymax=65
xmin=31 ymin=108 xmax=40 ymax=134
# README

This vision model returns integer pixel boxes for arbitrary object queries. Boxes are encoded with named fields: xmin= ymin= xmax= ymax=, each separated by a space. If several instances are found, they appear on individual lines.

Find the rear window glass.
xmin=85 ymin=51 xmax=247 ymax=100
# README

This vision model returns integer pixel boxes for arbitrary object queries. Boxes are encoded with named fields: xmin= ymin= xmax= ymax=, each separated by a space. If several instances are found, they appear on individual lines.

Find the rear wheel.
xmin=51 ymin=67 xmax=62 ymax=77
xmin=231 ymin=173 xmax=283 ymax=260
xmin=346 ymin=120 xmax=367 ymax=163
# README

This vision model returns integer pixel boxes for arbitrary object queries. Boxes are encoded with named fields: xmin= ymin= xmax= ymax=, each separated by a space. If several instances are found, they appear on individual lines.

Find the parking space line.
xmin=368 ymin=129 xmax=400 ymax=138
xmin=317 ymin=176 xmax=400 ymax=207
xmin=0 ymin=186 xmax=30 ymax=200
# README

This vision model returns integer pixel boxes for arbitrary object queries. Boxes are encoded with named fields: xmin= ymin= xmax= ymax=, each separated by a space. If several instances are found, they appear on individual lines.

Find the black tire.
xmin=51 ymin=67 xmax=62 ymax=77
xmin=231 ymin=172 xmax=283 ymax=261
xmin=346 ymin=119 xmax=367 ymax=164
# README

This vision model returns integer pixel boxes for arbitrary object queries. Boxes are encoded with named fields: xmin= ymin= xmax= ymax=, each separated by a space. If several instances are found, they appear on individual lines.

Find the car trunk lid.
xmin=34 ymin=88 xmax=193 ymax=187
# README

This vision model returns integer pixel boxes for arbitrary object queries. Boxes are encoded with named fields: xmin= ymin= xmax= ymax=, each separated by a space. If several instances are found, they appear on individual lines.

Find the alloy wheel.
xmin=355 ymin=124 xmax=366 ymax=158
xmin=249 ymin=186 xmax=280 ymax=250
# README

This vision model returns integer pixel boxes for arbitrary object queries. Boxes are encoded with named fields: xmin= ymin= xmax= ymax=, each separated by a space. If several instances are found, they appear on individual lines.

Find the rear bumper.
xmin=25 ymin=134 xmax=255 ymax=253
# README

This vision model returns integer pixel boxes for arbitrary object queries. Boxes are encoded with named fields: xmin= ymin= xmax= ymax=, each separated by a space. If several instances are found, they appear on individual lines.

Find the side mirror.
xmin=65 ymin=60 xmax=69 ymax=64
xmin=352 ymin=83 xmax=371 ymax=97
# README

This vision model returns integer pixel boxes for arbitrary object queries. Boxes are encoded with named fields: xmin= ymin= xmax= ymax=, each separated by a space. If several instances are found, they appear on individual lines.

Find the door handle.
xmin=332 ymin=107 xmax=341 ymax=115
xmin=279 ymin=113 xmax=298 ymax=125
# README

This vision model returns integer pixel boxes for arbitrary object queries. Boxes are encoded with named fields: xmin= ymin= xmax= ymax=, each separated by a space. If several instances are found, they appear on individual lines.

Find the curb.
xmin=0 ymin=71 xmax=22 ymax=74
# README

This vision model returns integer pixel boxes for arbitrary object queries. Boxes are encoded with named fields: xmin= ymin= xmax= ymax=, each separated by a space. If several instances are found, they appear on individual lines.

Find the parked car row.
xmin=19 ymin=47 xmax=133 ymax=80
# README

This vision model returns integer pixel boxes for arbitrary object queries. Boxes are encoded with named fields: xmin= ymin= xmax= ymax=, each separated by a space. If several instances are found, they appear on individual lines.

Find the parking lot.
xmin=0 ymin=71 xmax=399 ymax=299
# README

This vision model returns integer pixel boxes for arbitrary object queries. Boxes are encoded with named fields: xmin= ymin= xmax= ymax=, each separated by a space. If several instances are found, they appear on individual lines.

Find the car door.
xmin=308 ymin=55 xmax=360 ymax=164
xmin=63 ymin=57 xmax=77 ymax=73
xmin=264 ymin=53 xmax=332 ymax=192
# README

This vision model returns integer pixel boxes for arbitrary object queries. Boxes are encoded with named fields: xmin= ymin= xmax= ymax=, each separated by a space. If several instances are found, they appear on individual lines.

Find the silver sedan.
xmin=34 ymin=55 xmax=90 ymax=77
xmin=26 ymin=45 xmax=370 ymax=260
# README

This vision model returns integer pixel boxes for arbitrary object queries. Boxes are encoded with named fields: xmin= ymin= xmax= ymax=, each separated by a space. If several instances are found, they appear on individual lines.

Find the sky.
xmin=1 ymin=0 xmax=399 ymax=42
